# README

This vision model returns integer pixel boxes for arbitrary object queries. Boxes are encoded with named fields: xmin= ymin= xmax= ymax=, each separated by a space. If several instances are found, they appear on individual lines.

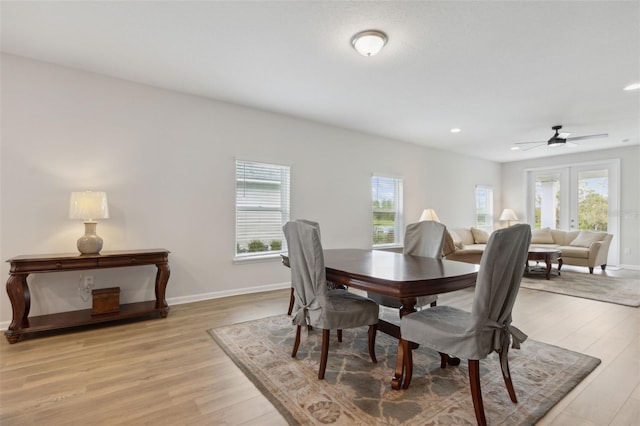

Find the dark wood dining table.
xmin=282 ymin=248 xmax=479 ymax=339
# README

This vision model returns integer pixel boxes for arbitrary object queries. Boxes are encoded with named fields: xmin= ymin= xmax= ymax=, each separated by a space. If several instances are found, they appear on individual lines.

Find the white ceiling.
xmin=2 ymin=1 xmax=639 ymax=163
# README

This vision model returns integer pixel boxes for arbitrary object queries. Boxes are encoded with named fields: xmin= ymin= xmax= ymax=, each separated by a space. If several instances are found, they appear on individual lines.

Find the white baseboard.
xmin=620 ymin=264 xmax=640 ymax=271
xmin=0 ymin=282 xmax=291 ymax=331
xmin=167 ymin=282 xmax=290 ymax=305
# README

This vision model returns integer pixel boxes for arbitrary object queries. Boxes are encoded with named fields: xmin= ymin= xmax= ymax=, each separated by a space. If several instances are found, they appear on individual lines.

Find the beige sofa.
xmin=444 ymin=227 xmax=613 ymax=274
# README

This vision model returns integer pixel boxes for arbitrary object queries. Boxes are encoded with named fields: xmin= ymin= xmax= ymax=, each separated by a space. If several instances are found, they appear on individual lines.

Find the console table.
xmin=5 ymin=249 xmax=170 ymax=343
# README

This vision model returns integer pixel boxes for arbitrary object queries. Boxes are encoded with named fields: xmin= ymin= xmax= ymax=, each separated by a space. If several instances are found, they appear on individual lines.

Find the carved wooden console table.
xmin=5 ymin=249 xmax=170 ymax=343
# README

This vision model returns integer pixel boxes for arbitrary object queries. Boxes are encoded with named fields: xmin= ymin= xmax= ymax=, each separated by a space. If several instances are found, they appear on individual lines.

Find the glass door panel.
xmin=576 ymin=169 xmax=608 ymax=231
xmin=534 ymin=172 xmax=561 ymax=229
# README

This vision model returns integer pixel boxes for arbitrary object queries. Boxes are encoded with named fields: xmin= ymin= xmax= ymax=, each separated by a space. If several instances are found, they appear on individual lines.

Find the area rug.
xmin=209 ymin=314 xmax=600 ymax=425
xmin=520 ymin=270 xmax=640 ymax=307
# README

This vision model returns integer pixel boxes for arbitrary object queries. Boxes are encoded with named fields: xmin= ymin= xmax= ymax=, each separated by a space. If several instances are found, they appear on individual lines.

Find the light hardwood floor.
xmin=1 ymin=266 xmax=638 ymax=425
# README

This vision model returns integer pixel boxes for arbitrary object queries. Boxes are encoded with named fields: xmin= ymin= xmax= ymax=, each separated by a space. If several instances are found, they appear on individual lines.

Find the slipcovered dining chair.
xmin=286 ymin=219 xmax=320 ymax=316
xmin=283 ymin=220 xmax=379 ymax=380
xmin=368 ymin=221 xmax=446 ymax=312
xmin=393 ymin=224 xmax=531 ymax=426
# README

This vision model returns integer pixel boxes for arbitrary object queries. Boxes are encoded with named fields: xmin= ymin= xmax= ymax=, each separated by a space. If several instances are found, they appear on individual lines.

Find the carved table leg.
xmin=154 ymin=261 xmax=170 ymax=317
xmin=5 ymin=273 xmax=30 ymax=344
xmin=391 ymin=340 xmax=406 ymax=390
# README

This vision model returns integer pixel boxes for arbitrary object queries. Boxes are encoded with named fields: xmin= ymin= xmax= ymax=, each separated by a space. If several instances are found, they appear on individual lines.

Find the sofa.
xmin=444 ymin=227 xmax=613 ymax=274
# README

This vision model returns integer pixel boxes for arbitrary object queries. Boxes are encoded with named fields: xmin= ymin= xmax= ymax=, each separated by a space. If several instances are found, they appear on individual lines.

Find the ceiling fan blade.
xmin=566 ymin=133 xmax=608 ymax=142
xmin=515 ymin=140 xmax=546 ymax=145
xmin=521 ymin=143 xmax=545 ymax=151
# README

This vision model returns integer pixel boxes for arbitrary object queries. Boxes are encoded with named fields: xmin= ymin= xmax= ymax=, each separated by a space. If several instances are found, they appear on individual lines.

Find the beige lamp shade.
xmin=499 ymin=208 xmax=518 ymax=226
xmin=69 ymin=191 xmax=109 ymax=254
xmin=419 ymin=209 xmax=440 ymax=222
xmin=69 ymin=191 xmax=109 ymax=220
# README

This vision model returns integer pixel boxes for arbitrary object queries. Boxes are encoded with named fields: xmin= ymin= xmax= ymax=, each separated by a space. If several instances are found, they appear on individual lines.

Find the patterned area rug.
xmin=209 ymin=314 xmax=600 ymax=425
xmin=521 ymin=270 xmax=640 ymax=307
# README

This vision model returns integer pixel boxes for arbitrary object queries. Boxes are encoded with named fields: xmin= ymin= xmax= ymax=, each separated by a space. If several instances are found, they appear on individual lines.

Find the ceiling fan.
xmin=515 ymin=125 xmax=608 ymax=151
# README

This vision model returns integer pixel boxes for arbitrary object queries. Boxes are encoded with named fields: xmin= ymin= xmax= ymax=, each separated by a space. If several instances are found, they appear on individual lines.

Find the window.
xmin=235 ymin=160 xmax=290 ymax=258
xmin=475 ymin=185 xmax=494 ymax=232
xmin=372 ymin=175 xmax=403 ymax=246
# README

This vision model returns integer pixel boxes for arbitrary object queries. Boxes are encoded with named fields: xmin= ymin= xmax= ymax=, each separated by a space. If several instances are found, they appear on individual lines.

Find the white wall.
xmin=501 ymin=145 xmax=640 ymax=268
xmin=0 ymin=54 xmax=501 ymax=325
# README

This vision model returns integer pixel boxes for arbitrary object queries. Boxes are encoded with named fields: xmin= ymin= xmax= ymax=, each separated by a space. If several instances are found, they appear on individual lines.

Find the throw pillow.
xmin=569 ymin=230 xmax=606 ymax=248
xmin=442 ymin=229 xmax=456 ymax=256
xmin=531 ymin=228 xmax=555 ymax=244
xmin=471 ymin=227 xmax=490 ymax=244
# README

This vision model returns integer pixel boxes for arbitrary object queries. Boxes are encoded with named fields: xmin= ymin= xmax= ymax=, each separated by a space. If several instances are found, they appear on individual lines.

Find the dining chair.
xmin=286 ymin=220 xmax=346 ymax=315
xmin=368 ymin=220 xmax=446 ymax=312
xmin=393 ymin=223 xmax=531 ymax=426
xmin=283 ymin=220 xmax=379 ymax=379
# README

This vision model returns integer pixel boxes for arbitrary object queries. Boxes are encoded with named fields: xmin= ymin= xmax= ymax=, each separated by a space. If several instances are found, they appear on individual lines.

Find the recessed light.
xmin=623 ymin=82 xmax=640 ymax=91
xmin=450 ymin=128 xmax=461 ymax=133
xmin=351 ymin=30 xmax=387 ymax=57
xmin=510 ymin=146 xmax=521 ymax=151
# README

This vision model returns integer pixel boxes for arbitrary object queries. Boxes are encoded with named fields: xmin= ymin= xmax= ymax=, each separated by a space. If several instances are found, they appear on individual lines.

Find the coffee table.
xmin=526 ymin=248 xmax=562 ymax=280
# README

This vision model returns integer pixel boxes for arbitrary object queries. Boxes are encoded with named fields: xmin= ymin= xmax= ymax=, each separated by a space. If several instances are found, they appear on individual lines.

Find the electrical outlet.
xmin=83 ymin=275 xmax=94 ymax=290
xmin=624 ymin=248 xmax=631 ymax=254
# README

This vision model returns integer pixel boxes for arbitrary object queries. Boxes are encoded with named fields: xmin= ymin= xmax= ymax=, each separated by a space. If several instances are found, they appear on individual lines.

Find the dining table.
xmin=281 ymin=248 xmax=479 ymax=339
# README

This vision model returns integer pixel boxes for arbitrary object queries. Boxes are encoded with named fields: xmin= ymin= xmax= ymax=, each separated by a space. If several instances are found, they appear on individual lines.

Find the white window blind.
xmin=372 ymin=175 xmax=403 ymax=246
xmin=475 ymin=185 xmax=494 ymax=232
xmin=235 ymin=160 xmax=290 ymax=258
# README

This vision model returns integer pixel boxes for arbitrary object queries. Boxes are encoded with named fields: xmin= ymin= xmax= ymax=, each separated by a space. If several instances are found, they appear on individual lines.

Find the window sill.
xmin=233 ymin=253 xmax=284 ymax=264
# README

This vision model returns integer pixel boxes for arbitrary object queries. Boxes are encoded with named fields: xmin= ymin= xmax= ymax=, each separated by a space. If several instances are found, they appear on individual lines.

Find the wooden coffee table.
xmin=525 ymin=248 xmax=562 ymax=280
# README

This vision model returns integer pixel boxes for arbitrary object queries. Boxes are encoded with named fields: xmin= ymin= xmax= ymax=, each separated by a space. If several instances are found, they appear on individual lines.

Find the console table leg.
xmin=5 ymin=273 xmax=30 ymax=343
xmin=154 ymin=262 xmax=170 ymax=314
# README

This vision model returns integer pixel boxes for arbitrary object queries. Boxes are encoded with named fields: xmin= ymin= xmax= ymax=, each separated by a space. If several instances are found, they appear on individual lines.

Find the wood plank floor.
xmin=1 ymin=266 xmax=638 ymax=425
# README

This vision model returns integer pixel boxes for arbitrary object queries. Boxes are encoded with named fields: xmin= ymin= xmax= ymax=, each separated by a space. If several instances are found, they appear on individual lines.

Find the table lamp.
xmin=69 ymin=191 xmax=109 ymax=254
xmin=419 ymin=209 xmax=440 ymax=222
xmin=499 ymin=208 xmax=518 ymax=227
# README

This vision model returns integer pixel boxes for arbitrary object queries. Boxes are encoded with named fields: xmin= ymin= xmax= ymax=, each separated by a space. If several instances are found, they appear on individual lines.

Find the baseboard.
xmin=167 ymin=282 xmax=290 ymax=305
xmin=620 ymin=264 xmax=640 ymax=271
xmin=0 ymin=282 xmax=291 ymax=332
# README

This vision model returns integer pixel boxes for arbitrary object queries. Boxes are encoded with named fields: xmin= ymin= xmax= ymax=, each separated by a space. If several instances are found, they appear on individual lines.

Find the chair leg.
xmin=439 ymin=352 xmax=449 ymax=368
xmin=337 ymin=329 xmax=342 ymax=342
xmin=589 ymin=266 xmax=594 ymax=274
xmin=469 ymin=359 xmax=487 ymax=426
xmin=291 ymin=325 xmax=301 ymax=357
xmin=601 ymin=264 xmax=606 ymax=271
xmin=499 ymin=350 xmax=518 ymax=403
xmin=318 ymin=329 xmax=330 ymax=379
xmin=287 ymin=288 xmax=295 ymax=316
xmin=368 ymin=324 xmax=377 ymax=363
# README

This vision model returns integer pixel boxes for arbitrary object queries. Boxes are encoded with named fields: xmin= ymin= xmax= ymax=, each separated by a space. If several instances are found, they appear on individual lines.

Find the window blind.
xmin=372 ymin=175 xmax=403 ymax=246
xmin=236 ymin=160 xmax=290 ymax=257
xmin=475 ymin=185 xmax=494 ymax=232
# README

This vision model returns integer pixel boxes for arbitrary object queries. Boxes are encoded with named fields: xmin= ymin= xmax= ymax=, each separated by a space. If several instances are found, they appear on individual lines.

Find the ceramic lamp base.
xmin=77 ymin=221 xmax=103 ymax=254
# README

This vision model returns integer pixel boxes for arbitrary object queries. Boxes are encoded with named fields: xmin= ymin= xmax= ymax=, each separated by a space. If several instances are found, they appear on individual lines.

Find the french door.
xmin=526 ymin=160 xmax=619 ymax=265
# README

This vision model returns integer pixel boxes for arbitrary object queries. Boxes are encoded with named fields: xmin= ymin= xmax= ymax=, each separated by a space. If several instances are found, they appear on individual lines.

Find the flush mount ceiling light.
xmin=351 ymin=30 xmax=387 ymax=56
xmin=450 ymin=128 xmax=462 ymax=133
xmin=623 ymin=82 xmax=640 ymax=91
